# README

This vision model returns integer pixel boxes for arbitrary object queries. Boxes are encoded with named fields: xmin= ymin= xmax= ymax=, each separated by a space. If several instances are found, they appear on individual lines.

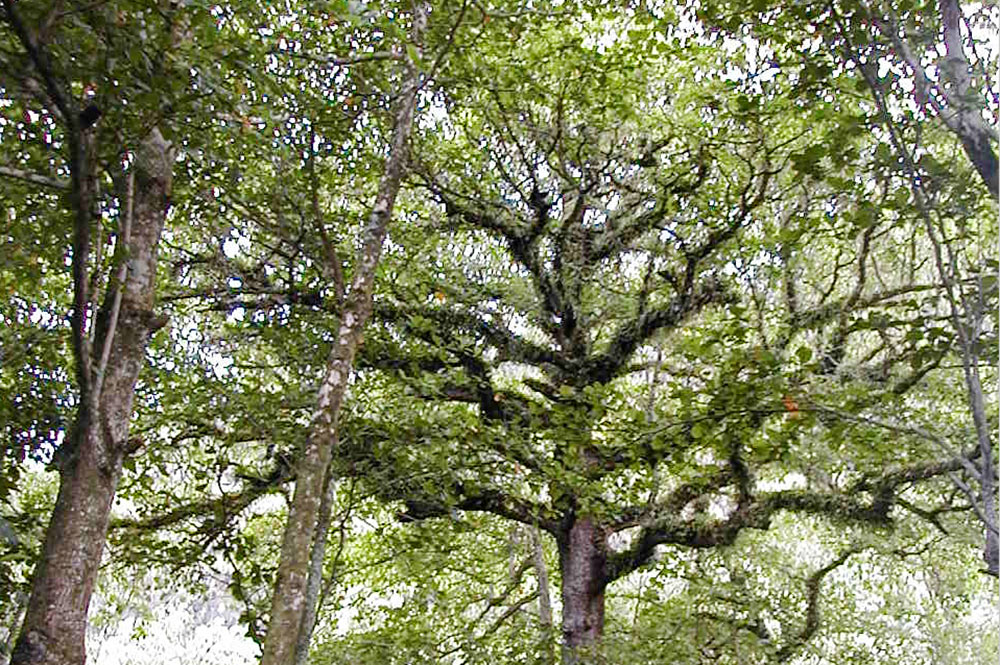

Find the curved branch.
xmin=582 ymin=275 xmax=732 ymax=383
xmin=776 ymin=548 xmax=859 ymax=662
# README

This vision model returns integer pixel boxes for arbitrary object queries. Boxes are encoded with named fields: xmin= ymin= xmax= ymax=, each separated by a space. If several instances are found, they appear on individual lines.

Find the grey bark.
xmin=260 ymin=8 xmax=426 ymax=665
xmin=873 ymin=0 xmax=998 ymax=199
xmin=846 ymin=1 xmax=999 ymax=576
xmin=11 ymin=128 xmax=173 ymax=665
xmin=936 ymin=0 xmax=998 ymax=198
xmin=531 ymin=527 xmax=554 ymax=664
xmin=292 ymin=466 xmax=336 ymax=665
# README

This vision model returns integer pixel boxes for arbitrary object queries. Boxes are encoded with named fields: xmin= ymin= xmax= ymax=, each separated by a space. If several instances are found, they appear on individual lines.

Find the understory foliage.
xmin=1 ymin=0 xmax=996 ymax=664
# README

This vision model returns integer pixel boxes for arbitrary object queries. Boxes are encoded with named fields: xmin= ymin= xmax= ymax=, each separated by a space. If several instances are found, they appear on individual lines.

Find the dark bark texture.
xmin=558 ymin=518 xmax=607 ymax=665
xmin=11 ymin=129 xmax=173 ymax=665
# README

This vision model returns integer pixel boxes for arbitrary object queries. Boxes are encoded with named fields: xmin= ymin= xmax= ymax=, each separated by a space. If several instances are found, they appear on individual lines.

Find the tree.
xmin=0 ymin=1 xmax=246 ymax=661
xmin=259 ymin=4 xmax=429 ymax=662
xmin=1 ymin=2 xmax=992 ymax=664
xmin=700 ymin=0 xmax=999 ymax=575
xmin=323 ymin=7 xmax=994 ymax=662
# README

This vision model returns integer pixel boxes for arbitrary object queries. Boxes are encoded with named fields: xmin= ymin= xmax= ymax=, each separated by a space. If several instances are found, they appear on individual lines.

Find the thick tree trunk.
xmin=558 ymin=517 xmax=608 ymax=665
xmin=260 ymin=10 xmax=425 ymax=665
xmin=11 ymin=429 xmax=123 ymax=665
xmin=11 ymin=129 xmax=173 ymax=665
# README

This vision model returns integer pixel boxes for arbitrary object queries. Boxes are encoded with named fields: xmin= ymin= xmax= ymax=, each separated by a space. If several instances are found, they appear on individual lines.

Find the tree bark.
xmin=531 ymin=527 xmax=555 ymax=665
xmin=557 ymin=517 xmax=608 ymax=665
xmin=937 ymin=0 xmax=999 ymax=198
xmin=259 ymin=8 xmax=425 ymax=665
xmin=11 ymin=128 xmax=173 ymax=665
xmin=292 ymin=465 xmax=337 ymax=665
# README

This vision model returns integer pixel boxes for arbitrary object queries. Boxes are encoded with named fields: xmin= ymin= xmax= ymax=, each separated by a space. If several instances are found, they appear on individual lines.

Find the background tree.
xmin=698 ymin=0 xmax=999 ymax=575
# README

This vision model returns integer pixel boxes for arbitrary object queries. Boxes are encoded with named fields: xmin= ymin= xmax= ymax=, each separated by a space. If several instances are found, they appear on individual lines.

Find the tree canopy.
xmin=1 ymin=1 xmax=996 ymax=665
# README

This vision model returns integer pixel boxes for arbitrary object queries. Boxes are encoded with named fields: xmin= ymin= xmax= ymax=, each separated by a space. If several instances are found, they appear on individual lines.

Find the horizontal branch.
xmin=790 ymin=284 xmax=942 ymax=331
xmin=274 ymin=49 xmax=404 ymax=67
xmin=605 ymin=447 xmax=970 ymax=584
xmin=605 ymin=490 xmax=882 ymax=584
xmin=0 ymin=164 xmax=69 ymax=190
xmin=375 ymin=300 xmax=565 ymax=370
xmin=110 ymin=462 xmax=293 ymax=533
xmin=399 ymin=485 xmax=560 ymax=533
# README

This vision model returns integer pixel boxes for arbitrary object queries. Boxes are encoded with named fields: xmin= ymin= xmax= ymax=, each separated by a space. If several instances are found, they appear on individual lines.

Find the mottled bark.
xmin=292 ymin=465 xmax=336 ymax=665
xmin=11 ymin=128 xmax=173 ymax=665
xmin=558 ymin=517 xmax=608 ymax=665
xmin=531 ymin=527 xmax=555 ymax=664
xmin=259 ymin=9 xmax=425 ymax=665
xmin=871 ymin=0 xmax=999 ymax=199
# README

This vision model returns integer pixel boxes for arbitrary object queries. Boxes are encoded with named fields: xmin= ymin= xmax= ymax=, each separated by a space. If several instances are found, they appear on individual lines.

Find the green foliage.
xmin=1 ymin=0 xmax=996 ymax=662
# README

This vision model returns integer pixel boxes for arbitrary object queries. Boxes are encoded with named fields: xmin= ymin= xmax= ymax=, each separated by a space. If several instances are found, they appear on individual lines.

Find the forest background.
xmin=0 ymin=1 xmax=997 ymax=664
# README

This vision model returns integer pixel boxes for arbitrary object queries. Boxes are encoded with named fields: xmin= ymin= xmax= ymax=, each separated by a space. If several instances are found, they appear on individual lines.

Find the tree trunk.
xmin=531 ymin=527 xmax=555 ymax=665
xmin=292 ymin=465 xmax=337 ymax=665
xmin=938 ymin=0 xmax=999 ymax=199
xmin=11 ymin=129 xmax=173 ymax=665
xmin=558 ymin=517 xmax=608 ymax=665
xmin=259 ymin=9 xmax=425 ymax=665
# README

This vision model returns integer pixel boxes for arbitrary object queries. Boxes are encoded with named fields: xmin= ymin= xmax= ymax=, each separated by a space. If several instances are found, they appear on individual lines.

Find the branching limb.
xmin=399 ymin=485 xmax=560 ymax=534
xmin=583 ymin=275 xmax=733 ymax=383
xmin=606 ymin=448 xmax=973 ymax=584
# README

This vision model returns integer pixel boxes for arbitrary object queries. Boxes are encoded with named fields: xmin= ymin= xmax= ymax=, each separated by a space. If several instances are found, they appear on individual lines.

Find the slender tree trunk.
xmin=1 ymin=593 xmax=27 ymax=665
xmin=531 ymin=527 xmax=555 ymax=665
xmin=11 ymin=129 xmax=173 ymax=665
xmin=938 ymin=0 xmax=999 ymax=198
xmin=260 ymin=9 xmax=426 ymax=665
xmin=558 ymin=517 xmax=608 ymax=665
xmin=292 ymin=465 xmax=337 ymax=665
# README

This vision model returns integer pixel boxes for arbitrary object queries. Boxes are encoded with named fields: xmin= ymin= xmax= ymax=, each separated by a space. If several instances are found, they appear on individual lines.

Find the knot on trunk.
xmin=136 ymin=127 xmax=175 ymax=191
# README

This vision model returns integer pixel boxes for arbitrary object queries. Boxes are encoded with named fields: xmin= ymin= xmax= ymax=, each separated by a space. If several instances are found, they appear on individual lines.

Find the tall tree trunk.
xmin=11 ymin=128 xmax=173 ymax=665
xmin=558 ymin=517 xmax=608 ymax=665
xmin=260 ymin=8 xmax=426 ymax=665
xmin=937 ymin=0 xmax=999 ymax=198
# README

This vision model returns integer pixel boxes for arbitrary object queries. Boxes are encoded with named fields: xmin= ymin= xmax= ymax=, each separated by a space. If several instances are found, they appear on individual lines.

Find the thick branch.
xmin=605 ymin=446 xmax=971 ymax=584
xmin=375 ymin=300 xmax=565 ymax=370
xmin=399 ymin=485 xmax=560 ymax=533
xmin=1 ymin=0 xmax=75 ymax=125
xmin=606 ymin=490 xmax=880 ymax=584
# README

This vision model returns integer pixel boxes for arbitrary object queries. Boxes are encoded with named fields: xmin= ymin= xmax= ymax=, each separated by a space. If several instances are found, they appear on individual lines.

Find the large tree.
xmin=323 ymin=9 xmax=994 ymax=662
